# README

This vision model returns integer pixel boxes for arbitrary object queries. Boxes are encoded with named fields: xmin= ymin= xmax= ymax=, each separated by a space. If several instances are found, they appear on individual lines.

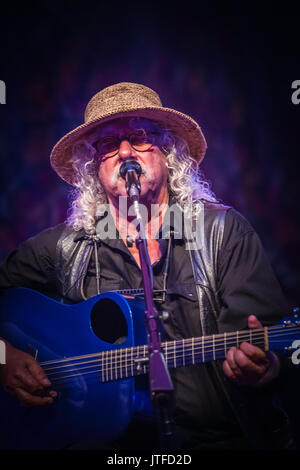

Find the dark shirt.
xmin=0 ymin=207 xmax=288 ymax=447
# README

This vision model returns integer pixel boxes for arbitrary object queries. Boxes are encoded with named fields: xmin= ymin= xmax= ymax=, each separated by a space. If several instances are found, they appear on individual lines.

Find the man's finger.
xmin=4 ymin=367 xmax=42 ymax=392
xmin=234 ymin=348 xmax=268 ymax=375
xmin=239 ymin=342 xmax=270 ymax=365
xmin=26 ymin=360 xmax=51 ymax=388
xmin=15 ymin=387 xmax=55 ymax=407
xmin=248 ymin=315 xmax=263 ymax=329
xmin=222 ymin=359 xmax=239 ymax=381
xmin=226 ymin=347 xmax=241 ymax=373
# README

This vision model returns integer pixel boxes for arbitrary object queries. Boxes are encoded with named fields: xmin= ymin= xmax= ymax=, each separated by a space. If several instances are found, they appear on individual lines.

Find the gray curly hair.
xmin=67 ymin=118 xmax=217 ymax=234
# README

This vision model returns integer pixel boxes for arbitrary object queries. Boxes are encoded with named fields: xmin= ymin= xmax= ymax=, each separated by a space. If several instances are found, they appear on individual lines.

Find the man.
xmin=0 ymin=82 xmax=294 ymax=450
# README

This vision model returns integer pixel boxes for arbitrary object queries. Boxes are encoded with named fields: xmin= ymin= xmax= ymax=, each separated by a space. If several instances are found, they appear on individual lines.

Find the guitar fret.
xmin=131 ymin=348 xmax=134 ymax=377
xmin=119 ymin=349 xmax=121 ymax=379
xmin=236 ymin=330 xmax=239 ymax=348
xmin=103 ymin=351 xmax=105 ymax=382
xmin=106 ymin=350 xmax=109 ymax=382
xmin=123 ymin=348 xmax=126 ymax=379
xmin=182 ymin=339 xmax=185 ymax=366
xmin=202 ymin=336 xmax=205 ymax=362
xmin=104 ymin=351 xmax=106 ymax=382
xmin=174 ymin=340 xmax=176 ymax=368
xmin=108 ymin=351 xmax=110 ymax=381
xmin=125 ymin=348 xmax=128 ymax=377
xmin=123 ymin=348 xmax=126 ymax=378
xmin=224 ymin=332 xmax=227 ymax=356
xmin=110 ymin=350 xmax=113 ymax=381
xmin=213 ymin=334 xmax=215 ymax=360
xmin=143 ymin=345 xmax=147 ymax=374
xmin=134 ymin=347 xmax=138 ymax=375
xmin=114 ymin=350 xmax=118 ymax=380
xmin=192 ymin=337 xmax=195 ymax=364
xmin=106 ymin=351 xmax=108 ymax=381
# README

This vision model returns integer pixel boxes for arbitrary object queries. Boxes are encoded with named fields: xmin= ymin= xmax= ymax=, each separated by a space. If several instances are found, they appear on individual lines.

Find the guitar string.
xmin=48 ymin=344 xmax=256 ymax=387
xmin=42 ymin=333 xmax=267 ymax=377
xmin=44 ymin=335 xmax=267 ymax=376
xmin=40 ymin=325 xmax=292 ymax=370
xmin=47 ymin=339 xmax=296 ymax=390
xmin=40 ymin=327 xmax=297 ymax=371
xmin=40 ymin=330 xmax=298 ymax=386
xmin=42 ymin=328 xmax=298 ymax=386
xmin=46 ymin=338 xmax=287 ymax=385
xmin=47 ymin=334 xmax=291 ymax=390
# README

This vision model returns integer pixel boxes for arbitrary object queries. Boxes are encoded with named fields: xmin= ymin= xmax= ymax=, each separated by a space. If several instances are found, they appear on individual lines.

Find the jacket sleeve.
xmin=0 ymin=224 xmax=66 ymax=297
xmin=216 ymin=209 xmax=289 ymax=333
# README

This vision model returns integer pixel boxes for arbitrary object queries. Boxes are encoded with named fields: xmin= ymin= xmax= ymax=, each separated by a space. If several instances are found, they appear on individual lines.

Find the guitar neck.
xmin=40 ymin=320 xmax=299 ymax=388
xmin=99 ymin=327 xmax=269 ymax=383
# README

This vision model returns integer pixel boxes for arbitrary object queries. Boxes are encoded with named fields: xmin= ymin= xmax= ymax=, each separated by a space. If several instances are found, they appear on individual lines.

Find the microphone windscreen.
xmin=119 ymin=160 xmax=142 ymax=179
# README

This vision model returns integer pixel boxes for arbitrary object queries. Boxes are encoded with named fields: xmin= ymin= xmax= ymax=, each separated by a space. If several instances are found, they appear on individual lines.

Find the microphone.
xmin=119 ymin=160 xmax=142 ymax=198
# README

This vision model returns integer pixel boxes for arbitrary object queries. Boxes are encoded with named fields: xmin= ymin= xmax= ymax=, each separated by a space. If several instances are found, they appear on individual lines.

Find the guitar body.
xmin=0 ymin=288 xmax=148 ymax=449
xmin=1 ymin=288 xmax=299 ymax=450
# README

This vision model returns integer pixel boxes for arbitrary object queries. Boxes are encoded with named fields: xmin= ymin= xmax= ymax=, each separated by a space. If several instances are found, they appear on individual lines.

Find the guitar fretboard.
xmin=99 ymin=328 xmax=267 ymax=383
xmin=42 ymin=321 xmax=300 ymax=389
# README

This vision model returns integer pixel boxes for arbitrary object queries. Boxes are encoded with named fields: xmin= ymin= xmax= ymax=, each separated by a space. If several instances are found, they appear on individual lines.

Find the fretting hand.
xmin=222 ymin=315 xmax=280 ymax=387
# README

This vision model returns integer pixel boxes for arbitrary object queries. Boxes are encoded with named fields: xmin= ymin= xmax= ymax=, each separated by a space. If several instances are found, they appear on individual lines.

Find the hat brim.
xmin=50 ymin=106 xmax=207 ymax=186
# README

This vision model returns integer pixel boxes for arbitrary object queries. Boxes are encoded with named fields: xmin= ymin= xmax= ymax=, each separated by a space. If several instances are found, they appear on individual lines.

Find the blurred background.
xmin=0 ymin=0 xmax=299 ymax=446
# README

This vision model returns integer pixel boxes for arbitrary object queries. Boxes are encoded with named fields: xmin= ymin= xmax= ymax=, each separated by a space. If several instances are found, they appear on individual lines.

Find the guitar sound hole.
xmin=91 ymin=298 xmax=128 ymax=344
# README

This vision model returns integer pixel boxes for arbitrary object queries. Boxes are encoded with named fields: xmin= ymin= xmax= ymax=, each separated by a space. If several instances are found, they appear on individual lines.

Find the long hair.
xmin=67 ymin=118 xmax=217 ymax=234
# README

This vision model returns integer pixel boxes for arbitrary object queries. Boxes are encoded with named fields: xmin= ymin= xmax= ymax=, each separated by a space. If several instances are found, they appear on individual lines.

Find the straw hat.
xmin=50 ymin=82 xmax=207 ymax=185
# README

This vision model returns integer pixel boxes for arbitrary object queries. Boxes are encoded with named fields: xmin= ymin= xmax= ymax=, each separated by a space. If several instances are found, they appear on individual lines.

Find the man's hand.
xmin=222 ymin=315 xmax=280 ymax=387
xmin=0 ymin=341 xmax=57 ymax=406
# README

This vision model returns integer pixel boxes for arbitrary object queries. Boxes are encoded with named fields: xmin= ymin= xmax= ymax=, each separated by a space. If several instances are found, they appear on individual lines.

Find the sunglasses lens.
xmin=96 ymin=137 xmax=119 ymax=157
xmin=130 ymin=131 xmax=155 ymax=151
xmin=95 ymin=131 xmax=158 ymax=158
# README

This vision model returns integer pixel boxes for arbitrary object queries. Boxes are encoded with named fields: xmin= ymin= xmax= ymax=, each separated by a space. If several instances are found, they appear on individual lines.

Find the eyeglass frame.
xmin=93 ymin=130 xmax=162 ymax=160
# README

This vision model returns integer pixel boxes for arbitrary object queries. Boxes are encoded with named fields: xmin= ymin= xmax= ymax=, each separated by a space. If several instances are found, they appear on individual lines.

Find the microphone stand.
xmin=124 ymin=168 xmax=179 ymax=450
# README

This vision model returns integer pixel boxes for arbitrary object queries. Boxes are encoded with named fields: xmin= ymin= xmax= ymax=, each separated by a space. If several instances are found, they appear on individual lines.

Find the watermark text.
xmin=95 ymin=199 xmax=204 ymax=251
xmin=0 ymin=80 xmax=6 ymax=104
xmin=291 ymin=340 xmax=300 ymax=365
xmin=0 ymin=340 xmax=6 ymax=364
xmin=291 ymin=80 xmax=300 ymax=105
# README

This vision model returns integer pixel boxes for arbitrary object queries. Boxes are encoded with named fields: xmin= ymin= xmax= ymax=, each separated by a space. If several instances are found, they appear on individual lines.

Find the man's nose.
xmin=118 ymin=140 xmax=137 ymax=159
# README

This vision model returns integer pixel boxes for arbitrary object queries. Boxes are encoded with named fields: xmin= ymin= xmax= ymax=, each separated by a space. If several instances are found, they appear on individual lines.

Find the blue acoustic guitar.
xmin=0 ymin=287 xmax=299 ymax=450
